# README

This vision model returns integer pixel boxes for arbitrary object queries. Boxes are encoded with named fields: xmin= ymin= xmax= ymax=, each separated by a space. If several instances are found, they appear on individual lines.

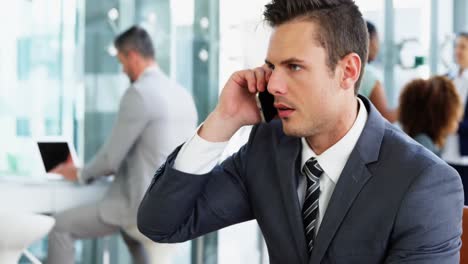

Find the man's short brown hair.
xmin=263 ymin=0 xmax=368 ymax=93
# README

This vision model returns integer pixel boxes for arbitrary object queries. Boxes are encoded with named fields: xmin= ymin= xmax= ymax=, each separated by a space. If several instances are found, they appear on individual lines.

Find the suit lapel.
xmin=309 ymin=95 xmax=386 ymax=263
xmin=276 ymin=135 xmax=309 ymax=264
xmin=309 ymin=154 xmax=372 ymax=263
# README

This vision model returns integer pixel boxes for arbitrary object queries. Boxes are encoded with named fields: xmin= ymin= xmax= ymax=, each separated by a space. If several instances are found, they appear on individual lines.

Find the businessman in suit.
xmin=138 ymin=0 xmax=464 ymax=263
xmin=47 ymin=26 xmax=198 ymax=264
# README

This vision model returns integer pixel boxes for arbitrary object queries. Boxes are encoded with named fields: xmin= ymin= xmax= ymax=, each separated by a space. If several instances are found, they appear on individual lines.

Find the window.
xmin=0 ymin=0 xmax=81 ymax=177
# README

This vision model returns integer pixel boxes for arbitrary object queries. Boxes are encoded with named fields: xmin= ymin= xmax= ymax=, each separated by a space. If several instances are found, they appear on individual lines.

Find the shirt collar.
xmin=142 ymin=64 xmax=159 ymax=75
xmin=300 ymin=98 xmax=368 ymax=183
xmin=134 ymin=64 xmax=159 ymax=84
xmin=452 ymin=67 xmax=468 ymax=79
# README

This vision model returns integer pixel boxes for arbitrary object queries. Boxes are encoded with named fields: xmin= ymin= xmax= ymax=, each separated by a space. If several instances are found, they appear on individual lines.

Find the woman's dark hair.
xmin=366 ymin=20 xmax=377 ymax=39
xmin=399 ymin=76 xmax=462 ymax=147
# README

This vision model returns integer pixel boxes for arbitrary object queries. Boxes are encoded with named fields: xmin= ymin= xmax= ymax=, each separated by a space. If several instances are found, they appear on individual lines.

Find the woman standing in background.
xmin=442 ymin=33 xmax=468 ymax=204
xmin=360 ymin=21 xmax=397 ymax=123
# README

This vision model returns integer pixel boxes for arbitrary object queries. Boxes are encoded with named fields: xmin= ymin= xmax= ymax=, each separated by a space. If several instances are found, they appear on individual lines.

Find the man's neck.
xmin=305 ymin=98 xmax=359 ymax=155
xmin=133 ymin=60 xmax=157 ymax=81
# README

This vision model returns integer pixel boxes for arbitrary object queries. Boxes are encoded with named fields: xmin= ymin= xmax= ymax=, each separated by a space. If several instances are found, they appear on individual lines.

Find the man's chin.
xmin=281 ymin=122 xmax=305 ymax=138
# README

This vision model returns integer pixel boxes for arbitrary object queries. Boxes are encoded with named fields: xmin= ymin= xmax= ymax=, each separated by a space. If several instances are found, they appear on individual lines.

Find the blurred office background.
xmin=1 ymin=0 xmax=468 ymax=263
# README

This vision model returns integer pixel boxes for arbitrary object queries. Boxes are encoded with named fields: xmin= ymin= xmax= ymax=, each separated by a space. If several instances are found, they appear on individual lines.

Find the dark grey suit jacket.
xmin=138 ymin=96 xmax=464 ymax=263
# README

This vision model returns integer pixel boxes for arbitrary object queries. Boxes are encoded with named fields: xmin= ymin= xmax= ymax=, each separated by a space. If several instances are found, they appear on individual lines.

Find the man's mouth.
xmin=274 ymin=103 xmax=295 ymax=118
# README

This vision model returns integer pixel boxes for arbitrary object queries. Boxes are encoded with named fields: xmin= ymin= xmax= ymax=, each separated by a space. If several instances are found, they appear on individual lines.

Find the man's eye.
xmin=289 ymin=64 xmax=302 ymax=71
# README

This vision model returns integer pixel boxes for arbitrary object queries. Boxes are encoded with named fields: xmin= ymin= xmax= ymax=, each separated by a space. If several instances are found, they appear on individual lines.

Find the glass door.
xmin=218 ymin=0 xmax=270 ymax=263
xmin=0 ymin=0 xmax=81 ymax=178
xmin=355 ymin=0 xmax=454 ymax=106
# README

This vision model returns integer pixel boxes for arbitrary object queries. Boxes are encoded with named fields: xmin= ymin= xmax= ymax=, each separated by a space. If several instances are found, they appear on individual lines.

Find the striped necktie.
xmin=302 ymin=157 xmax=324 ymax=254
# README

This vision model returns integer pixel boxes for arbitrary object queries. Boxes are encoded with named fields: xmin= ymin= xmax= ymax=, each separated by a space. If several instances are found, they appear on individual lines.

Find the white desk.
xmin=0 ymin=177 xmax=111 ymax=214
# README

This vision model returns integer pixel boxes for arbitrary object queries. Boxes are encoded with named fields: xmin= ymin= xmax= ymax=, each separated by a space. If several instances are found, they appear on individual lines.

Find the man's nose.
xmin=267 ymin=71 xmax=287 ymax=95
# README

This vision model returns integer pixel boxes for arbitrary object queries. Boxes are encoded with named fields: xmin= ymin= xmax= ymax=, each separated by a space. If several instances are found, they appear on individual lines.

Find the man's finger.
xmin=254 ymin=67 xmax=266 ymax=92
xmin=50 ymin=164 xmax=63 ymax=173
xmin=243 ymin=70 xmax=257 ymax=93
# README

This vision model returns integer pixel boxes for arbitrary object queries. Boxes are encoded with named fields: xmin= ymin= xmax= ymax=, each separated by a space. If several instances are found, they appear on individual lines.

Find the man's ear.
xmin=127 ymin=50 xmax=137 ymax=60
xmin=339 ymin=53 xmax=361 ymax=91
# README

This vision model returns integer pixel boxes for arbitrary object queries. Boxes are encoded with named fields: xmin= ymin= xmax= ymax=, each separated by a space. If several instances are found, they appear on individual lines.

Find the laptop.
xmin=36 ymin=137 xmax=80 ymax=173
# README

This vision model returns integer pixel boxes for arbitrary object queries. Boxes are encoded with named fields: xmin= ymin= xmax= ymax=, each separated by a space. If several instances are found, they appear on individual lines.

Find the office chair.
xmin=0 ymin=212 xmax=55 ymax=264
xmin=461 ymin=206 xmax=468 ymax=264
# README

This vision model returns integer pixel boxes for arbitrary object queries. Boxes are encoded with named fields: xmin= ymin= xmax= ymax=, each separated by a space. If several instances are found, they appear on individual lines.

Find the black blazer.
xmin=138 ymin=96 xmax=463 ymax=264
xmin=458 ymin=99 xmax=468 ymax=155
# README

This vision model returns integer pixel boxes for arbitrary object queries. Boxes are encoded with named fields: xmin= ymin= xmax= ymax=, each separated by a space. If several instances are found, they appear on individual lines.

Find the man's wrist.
xmin=198 ymin=110 xmax=242 ymax=142
xmin=76 ymin=168 xmax=86 ymax=184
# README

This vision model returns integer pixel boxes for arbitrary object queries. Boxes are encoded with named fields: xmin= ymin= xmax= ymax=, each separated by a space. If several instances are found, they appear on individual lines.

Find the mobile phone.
xmin=255 ymin=90 xmax=276 ymax=123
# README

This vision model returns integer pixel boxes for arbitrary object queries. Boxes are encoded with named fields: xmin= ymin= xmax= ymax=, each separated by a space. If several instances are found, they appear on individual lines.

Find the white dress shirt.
xmin=174 ymin=98 xmax=368 ymax=234
xmin=441 ymin=68 xmax=468 ymax=165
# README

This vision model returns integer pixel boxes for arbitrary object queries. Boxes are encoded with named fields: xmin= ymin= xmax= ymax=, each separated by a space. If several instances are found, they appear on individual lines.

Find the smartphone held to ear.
xmin=256 ymin=91 xmax=277 ymax=123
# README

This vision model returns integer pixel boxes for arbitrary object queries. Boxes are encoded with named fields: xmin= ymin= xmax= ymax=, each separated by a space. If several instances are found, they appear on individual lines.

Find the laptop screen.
xmin=37 ymin=139 xmax=79 ymax=172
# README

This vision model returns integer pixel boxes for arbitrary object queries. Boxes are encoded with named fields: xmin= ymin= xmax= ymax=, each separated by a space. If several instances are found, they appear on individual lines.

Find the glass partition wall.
xmin=355 ymin=0 xmax=453 ymax=106
xmin=0 ymin=0 xmax=82 ymax=178
xmin=82 ymin=0 xmax=207 ymax=262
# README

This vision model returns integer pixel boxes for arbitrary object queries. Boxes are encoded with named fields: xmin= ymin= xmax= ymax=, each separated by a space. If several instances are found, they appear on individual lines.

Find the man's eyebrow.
xmin=265 ymin=59 xmax=274 ymax=67
xmin=264 ymin=58 xmax=305 ymax=66
xmin=279 ymin=58 xmax=305 ymax=65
